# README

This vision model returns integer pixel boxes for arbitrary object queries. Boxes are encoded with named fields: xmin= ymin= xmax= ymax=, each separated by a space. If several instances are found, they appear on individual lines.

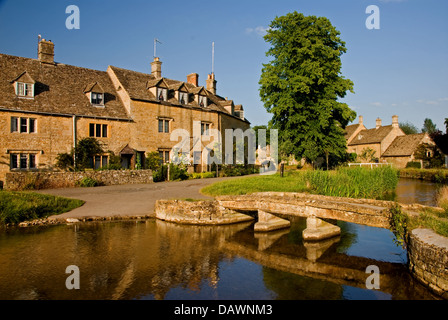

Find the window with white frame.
xmin=201 ymin=122 xmax=210 ymax=136
xmin=11 ymin=117 xmax=36 ymax=133
xmin=16 ymin=82 xmax=34 ymax=98
xmin=198 ymin=95 xmax=208 ymax=108
xmin=91 ymin=92 xmax=104 ymax=105
xmin=10 ymin=153 xmax=37 ymax=170
xmin=179 ymin=92 xmax=188 ymax=105
xmin=157 ymin=88 xmax=168 ymax=101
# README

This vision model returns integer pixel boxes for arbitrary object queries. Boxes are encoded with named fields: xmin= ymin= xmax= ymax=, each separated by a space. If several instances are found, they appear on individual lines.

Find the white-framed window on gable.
xmin=157 ymin=88 xmax=168 ymax=101
xmin=179 ymin=92 xmax=188 ymax=105
xmin=91 ymin=92 xmax=104 ymax=105
xmin=16 ymin=82 xmax=34 ymax=98
xmin=198 ymin=96 xmax=208 ymax=108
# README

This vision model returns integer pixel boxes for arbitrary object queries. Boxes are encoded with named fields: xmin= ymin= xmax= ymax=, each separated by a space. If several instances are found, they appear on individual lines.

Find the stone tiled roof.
xmin=382 ymin=133 xmax=427 ymax=157
xmin=344 ymin=124 xmax=361 ymax=141
xmin=348 ymin=125 xmax=395 ymax=146
xmin=109 ymin=65 xmax=241 ymax=117
xmin=0 ymin=54 xmax=131 ymax=120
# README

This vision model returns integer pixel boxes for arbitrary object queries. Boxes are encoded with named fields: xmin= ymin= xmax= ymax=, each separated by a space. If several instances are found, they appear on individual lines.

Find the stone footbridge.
xmin=216 ymin=192 xmax=418 ymax=240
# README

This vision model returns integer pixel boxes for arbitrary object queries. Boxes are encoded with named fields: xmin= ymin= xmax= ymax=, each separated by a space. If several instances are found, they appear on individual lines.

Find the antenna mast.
xmin=154 ymin=38 xmax=162 ymax=58
xmin=211 ymin=41 xmax=215 ymax=74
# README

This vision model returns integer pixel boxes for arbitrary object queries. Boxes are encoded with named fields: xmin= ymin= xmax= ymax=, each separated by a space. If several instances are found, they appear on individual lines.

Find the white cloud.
xmin=370 ymin=102 xmax=382 ymax=107
xmin=417 ymin=98 xmax=448 ymax=106
xmin=246 ymin=26 xmax=269 ymax=37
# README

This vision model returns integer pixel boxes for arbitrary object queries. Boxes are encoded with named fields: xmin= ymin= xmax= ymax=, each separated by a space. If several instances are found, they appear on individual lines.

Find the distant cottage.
xmin=0 ymin=39 xmax=250 ymax=184
xmin=345 ymin=115 xmax=436 ymax=168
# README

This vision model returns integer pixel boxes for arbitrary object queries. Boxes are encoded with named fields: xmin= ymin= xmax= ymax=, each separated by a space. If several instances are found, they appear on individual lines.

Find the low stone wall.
xmin=155 ymin=199 xmax=254 ymax=225
xmin=408 ymin=228 xmax=448 ymax=299
xmin=4 ymin=170 xmax=153 ymax=190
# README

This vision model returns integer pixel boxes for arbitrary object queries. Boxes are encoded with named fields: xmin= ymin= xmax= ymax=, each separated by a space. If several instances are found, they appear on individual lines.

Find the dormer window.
xmin=16 ymin=82 xmax=34 ymax=98
xmin=91 ymin=92 xmax=104 ymax=105
xmin=157 ymin=88 xmax=168 ymax=101
xmin=179 ymin=92 xmax=188 ymax=105
xmin=198 ymin=96 xmax=208 ymax=108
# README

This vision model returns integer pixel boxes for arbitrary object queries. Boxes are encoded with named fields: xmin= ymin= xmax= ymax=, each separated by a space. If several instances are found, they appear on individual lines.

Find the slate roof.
xmin=382 ymin=133 xmax=427 ymax=157
xmin=0 ymin=54 xmax=131 ymax=120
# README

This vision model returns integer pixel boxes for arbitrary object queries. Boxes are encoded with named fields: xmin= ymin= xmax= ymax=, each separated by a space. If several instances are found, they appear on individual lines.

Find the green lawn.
xmin=0 ymin=191 xmax=84 ymax=226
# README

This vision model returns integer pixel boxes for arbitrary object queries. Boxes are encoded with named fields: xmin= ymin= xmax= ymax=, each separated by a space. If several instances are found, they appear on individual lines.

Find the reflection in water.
xmin=395 ymin=178 xmax=441 ymax=207
xmin=0 ymin=217 xmax=439 ymax=300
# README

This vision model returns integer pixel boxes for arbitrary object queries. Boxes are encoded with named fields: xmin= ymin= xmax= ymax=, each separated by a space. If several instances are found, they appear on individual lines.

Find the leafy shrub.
xmin=78 ymin=177 xmax=99 ymax=187
xmin=189 ymin=172 xmax=216 ymax=179
xmin=406 ymin=161 xmax=421 ymax=169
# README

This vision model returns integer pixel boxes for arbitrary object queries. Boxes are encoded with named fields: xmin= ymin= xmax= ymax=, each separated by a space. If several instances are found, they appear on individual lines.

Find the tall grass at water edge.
xmin=202 ymin=166 xmax=399 ymax=200
xmin=304 ymin=166 xmax=399 ymax=200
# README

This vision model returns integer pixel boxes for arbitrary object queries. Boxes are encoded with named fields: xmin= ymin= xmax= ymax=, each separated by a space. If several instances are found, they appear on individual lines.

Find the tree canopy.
xmin=259 ymin=12 xmax=356 ymax=167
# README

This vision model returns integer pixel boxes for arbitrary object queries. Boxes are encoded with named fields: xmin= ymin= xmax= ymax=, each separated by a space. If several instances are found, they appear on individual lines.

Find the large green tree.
xmin=259 ymin=12 xmax=356 ymax=167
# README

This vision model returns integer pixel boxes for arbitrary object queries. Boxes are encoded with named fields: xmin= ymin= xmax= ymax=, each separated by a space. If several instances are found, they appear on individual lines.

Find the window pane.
xmin=97 ymin=93 xmax=103 ymax=105
xmin=11 ymin=117 xmax=18 ymax=133
xmin=158 ymin=119 xmax=163 ymax=132
xmin=20 ymin=154 xmax=28 ymax=169
xmin=10 ymin=154 xmax=18 ymax=169
xmin=159 ymin=151 xmax=164 ymax=164
xmin=102 ymin=124 xmax=108 ymax=138
xmin=165 ymin=151 xmax=170 ymax=163
xmin=102 ymin=156 xmax=108 ymax=168
xmin=20 ymin=118 xmax=27 ymax=133
xmin=17 ymin=83 xmax=24 ymax=96
xmin=89 ymin=123 xmax=95 ymax=137
xmin=201 ymin=123 xmax=204 ymax=135
xmin=95 ymin=156 xmax=101 ymax=170
xmin=25 ymin=84 xmax=33 ymax=97
xmin=164 ymin=120 xmax=169 ymax=133
xmin=29 ymin=154 xmax=36 ymax=169
xmin=96 ymin=124 xmax=101 ymax=137
xmin=29 ymin=118 xmax=36 ymax=133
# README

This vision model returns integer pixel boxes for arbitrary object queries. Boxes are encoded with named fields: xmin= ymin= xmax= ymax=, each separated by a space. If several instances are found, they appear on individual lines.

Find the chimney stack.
xmin=151 ymin=57 xmax=162 ymax=79
xmin=206 ymin=73 xmax=216 ymax=95
xmin=187 ymin=73 xmax=199 ymax=87
xmin=359 ymin=115 xmax=363 ymax=126
xmin=392 ymin=115 xmax=399 ymax=128
xmin=38 ymin=39 xmax=54 ymax=64
xmin=376 ymin=118 xmax=382 ymax=129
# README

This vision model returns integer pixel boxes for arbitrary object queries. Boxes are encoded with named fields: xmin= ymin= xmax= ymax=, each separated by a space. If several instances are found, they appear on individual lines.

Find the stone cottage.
xmin=0 ymin=39 xmax=250 ymax=185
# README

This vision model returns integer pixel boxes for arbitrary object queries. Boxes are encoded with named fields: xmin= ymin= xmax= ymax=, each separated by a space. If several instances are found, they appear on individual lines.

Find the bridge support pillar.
xmin=302 ymin=217 xmax=341 ymax=241
xmin=254 ymin=210 xmax=290 ymax=232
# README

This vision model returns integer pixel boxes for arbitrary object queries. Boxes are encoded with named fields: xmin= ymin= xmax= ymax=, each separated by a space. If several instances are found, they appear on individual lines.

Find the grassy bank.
xmin=201 ymin=166 xmax=399 ymax=200
xmin=0 ymin=191 xmax=84 ymax=226
xmin=399 ymin=168 xmax=448 ymax=183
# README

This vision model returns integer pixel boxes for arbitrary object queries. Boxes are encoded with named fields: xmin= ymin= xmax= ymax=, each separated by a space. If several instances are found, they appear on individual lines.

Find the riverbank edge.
xmin=399 ymin=168 xmax=448 ymax=183
xmin=408 ymin=228 xmax=448 ymax=299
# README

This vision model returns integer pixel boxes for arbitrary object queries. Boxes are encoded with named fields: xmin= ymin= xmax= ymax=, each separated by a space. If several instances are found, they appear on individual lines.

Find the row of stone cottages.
xmin=0 ymin=39 xmax=251 ymax=186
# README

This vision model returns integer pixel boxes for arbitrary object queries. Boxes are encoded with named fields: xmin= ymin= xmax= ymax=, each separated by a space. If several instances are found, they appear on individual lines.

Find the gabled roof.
xmin=109 ymin=65 xmax=246 ymax=119
xmin=84 ymin=81 xmax=104 ymax=93
xmin=348 ymin=125 xmax=396 ymax=146
xmin=10 ymin=71 xmax=35 ymax=84
xmin=0 ymin=54 xmax=131 ymax=120
xmin=382 ymin=133 xmax=428 ymax=157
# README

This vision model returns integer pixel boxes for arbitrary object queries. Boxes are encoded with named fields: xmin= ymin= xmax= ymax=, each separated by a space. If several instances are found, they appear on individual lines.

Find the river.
xmin=0 ymin=178 xmax=443 ymax=300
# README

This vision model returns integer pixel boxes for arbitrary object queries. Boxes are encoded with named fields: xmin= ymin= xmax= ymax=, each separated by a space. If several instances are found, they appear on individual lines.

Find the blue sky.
xmin=0 ymin=0 xmax=446 ymax=131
